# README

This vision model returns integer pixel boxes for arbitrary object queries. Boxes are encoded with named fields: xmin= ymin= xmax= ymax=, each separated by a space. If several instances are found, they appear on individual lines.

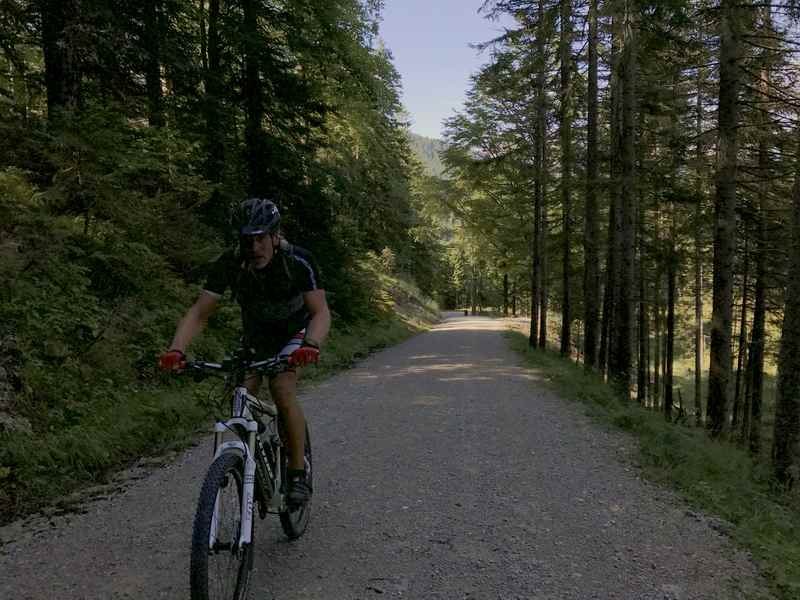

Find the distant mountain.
xmin=407 ymin=132 xmax=446 ymax=178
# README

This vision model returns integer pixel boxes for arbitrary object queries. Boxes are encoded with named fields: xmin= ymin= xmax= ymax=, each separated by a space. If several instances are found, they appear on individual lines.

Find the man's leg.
xmin=244 ymin=373 xmax=262 ymax=395
xmin=270 ymin=370 xmax=306 ymax=471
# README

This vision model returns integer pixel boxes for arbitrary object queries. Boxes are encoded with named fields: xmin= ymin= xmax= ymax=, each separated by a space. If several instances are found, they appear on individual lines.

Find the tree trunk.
xmin=637 ymin=240 xmax=648 ymax=404
xmin=745 ymin=0 xmax=775 ymax=455
xmin=694 ymin=63 xmax=705 ymax=427
xmin=599 ymin=202 xmax=615 ymax=375
xmin=708 ymin=0 xmax=741 ymax=438
xmin=559 ymin=0 xmax=573 ymax=357
xmin=539 ymin=170 xmax=549 ymax=349
xmin=199 ymin=0 xmax=208 ymax=73
xmin=40 ymin=0 xmax=82 ymax=119
xmin=600 ymin=12 xmax=623 ymax=378
xmin=645 ymin=288 xmax=652 ymax=407
xmin=537 ymin=0 xmax=549 ymax=351
xmin=665 ymin=208 xmax=677 ymax=422
xmin=609 ymin=4 xmax=637 ymax=397
xmin=741 ymin=340 xmax=753 ymax=445
xmin=478 ymin=268 xmax=484 ymax=313
xmin=772 ymin=128 xmax=800 ymax=485
xmin=243 ymin=0 xmax=265 ymax=196
xmin=732 ymin=232 xmax=749 ymax=430
xmin=512 ymin=281 xmax=518 ymax=317
xmin=530 ymin=238 xmax=540 ymax=344
xmin=654 ymin=206 xmax=662 ymax=408
xmin=635 ymin=108 xmax=647 ymax=405
xmin=205 ymin=0 xmax=224 ymax=182
xmin=471 ymin=267 xmax=477 ymax=315
xmin=144 ymin=0 xmax=163 ymax=127
xmin=749 ymin=234 xmax=766 ymax=454
xmin=503 ymin=272 xmax=509 ymax=317
xmin=584 ymin=0 xmax=601 ymax=370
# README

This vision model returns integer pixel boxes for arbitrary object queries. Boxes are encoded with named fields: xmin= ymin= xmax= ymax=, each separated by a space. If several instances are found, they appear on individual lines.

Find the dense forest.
xmin=0 ymin=0 xmax=456 ymax=516
xmin=436 ymin=0 xmax=800 ymax=487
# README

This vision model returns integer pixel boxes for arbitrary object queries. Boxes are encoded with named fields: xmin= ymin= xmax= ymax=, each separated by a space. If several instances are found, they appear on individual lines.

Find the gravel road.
xmin=0 ymin=314 xmax=770 ymax=599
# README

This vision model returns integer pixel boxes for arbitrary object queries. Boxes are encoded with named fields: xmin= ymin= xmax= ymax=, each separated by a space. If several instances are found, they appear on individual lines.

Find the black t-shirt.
xmin=204 ymin=244 xmax=322 ymax=356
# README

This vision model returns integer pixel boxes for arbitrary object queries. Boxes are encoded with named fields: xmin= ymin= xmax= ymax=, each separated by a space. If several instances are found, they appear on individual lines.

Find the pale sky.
xmin=378 ymin=1 xmax=513 ymax=140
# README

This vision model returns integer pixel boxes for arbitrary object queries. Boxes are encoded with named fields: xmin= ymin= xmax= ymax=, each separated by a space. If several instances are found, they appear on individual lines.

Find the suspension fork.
xmin=208 ymin=419 xmax=259 ymax=551
xmin=239 ymin=428 xmax=257 ymax=549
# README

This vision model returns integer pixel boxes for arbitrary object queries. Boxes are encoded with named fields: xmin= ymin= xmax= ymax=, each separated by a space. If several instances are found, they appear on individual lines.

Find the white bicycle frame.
xmin=208 ymin=383 xmax=283 ymax=552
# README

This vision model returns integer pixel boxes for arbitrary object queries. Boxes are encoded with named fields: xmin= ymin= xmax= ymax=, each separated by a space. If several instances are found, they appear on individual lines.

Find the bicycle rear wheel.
xmin=279 ymin=423 xmax=312 ymax=540
xmin=190 ymin=452 xmax=254 ymax=600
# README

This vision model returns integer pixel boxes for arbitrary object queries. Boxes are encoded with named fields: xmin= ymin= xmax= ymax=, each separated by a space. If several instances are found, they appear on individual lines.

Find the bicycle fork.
xmin=209 ymin=420 xmax=258 ymax=553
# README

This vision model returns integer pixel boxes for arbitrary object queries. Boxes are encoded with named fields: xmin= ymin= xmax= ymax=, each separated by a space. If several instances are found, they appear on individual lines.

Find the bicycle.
xmin=185 ymin=349 xmax=313 ymax=600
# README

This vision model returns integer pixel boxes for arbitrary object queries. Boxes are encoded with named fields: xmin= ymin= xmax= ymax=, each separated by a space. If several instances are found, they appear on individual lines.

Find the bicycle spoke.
xmin=192 ymin=455 xmax=252 ymax=600
xmin=210 ymin=474 xmax=242 ymax=599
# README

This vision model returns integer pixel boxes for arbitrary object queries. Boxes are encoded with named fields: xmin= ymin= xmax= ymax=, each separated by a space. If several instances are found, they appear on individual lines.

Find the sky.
xmin=378 ymin=1 xmax=513 ymax=141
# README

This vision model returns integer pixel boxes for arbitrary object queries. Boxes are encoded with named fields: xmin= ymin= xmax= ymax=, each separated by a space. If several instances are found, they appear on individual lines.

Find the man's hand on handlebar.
xmin=288 ymin=340 xmax=320 ymax=367
xmin=158 ymin=349 xmax=187 ymax=372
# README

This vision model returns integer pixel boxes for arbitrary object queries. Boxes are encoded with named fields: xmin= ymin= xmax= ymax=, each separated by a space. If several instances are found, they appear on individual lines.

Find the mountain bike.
xmin=185 ymin=349 xmax=312 ymax=600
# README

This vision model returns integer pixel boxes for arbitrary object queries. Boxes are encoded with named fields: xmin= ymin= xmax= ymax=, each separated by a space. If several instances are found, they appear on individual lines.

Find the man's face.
xmin=241 ymin=231 xmax=278 ymax=268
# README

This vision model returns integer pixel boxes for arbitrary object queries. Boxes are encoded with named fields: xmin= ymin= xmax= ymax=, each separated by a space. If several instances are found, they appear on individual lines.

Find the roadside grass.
xmin=506 ymin=330 xmax=800 ymax=600
xmin=0 ymin=277 xmax=439 ymax=525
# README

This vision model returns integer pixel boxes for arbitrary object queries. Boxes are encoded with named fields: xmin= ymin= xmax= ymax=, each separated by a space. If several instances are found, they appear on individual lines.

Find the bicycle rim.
xmin=191 ymin=453 xmax=254 ymax=600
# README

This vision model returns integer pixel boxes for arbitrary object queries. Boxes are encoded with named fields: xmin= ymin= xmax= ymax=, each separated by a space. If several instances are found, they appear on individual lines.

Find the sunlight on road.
xmin=352 ymin=359 xmax=542 ymax=384
xmin=431 ymin=317 xmax=514 ymax=332
xmin=346 ymin=314 xmax=543 ymax=386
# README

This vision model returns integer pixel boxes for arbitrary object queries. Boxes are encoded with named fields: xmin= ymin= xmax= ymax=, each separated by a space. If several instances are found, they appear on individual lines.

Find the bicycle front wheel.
xmin=190 ymin=452 xmax=254 ymax=600
xmin=279 ymin=422 xmax=313 ymax=540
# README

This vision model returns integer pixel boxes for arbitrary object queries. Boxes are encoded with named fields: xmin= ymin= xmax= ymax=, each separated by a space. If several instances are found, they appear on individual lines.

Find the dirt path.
xmin=0 ymin=315 xmax=769 ymax=599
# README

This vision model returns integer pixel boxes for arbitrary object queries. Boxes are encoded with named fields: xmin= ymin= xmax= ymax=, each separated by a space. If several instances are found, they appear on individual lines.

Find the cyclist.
xmin=158 ymin=197 xmax=330 ymax=507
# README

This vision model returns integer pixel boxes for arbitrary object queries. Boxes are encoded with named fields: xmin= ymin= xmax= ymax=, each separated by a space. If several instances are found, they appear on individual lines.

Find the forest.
xmin=438 ymin=0 xmax=800 ymax=485
xmin=0 ymin=0 xmax=452 ymax=519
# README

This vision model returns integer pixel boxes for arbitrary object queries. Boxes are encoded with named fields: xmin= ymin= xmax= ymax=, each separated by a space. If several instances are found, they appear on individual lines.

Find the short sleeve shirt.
xmin=204 ymin=245 xmax=322 ymax=356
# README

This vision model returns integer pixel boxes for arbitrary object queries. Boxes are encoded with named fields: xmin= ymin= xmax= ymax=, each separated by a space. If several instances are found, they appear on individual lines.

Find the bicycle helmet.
xmin=233 ymin=197 xmax=281 ymax=236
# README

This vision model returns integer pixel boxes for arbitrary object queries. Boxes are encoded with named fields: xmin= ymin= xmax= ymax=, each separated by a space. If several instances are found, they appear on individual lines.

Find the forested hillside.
xmin=408 ymin=132 xmax=446 ymax=177
xmin=0 ymin=0 xmax=450 ymax=519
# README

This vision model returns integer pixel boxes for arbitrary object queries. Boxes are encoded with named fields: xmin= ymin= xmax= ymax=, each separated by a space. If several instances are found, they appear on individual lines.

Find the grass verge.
xmin=506 ymin=330 xmax=800 ymax=600
xmin=0 ymin=284 xmax=439 ymax=526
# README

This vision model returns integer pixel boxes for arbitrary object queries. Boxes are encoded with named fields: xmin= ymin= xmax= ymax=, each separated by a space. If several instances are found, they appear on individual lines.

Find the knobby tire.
xmin=190 ymin=452 xmax=254 ymax=600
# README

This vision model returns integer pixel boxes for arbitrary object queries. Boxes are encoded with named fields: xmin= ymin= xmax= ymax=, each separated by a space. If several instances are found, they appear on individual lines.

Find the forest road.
xmin=0 ymin=314 xmax=770 ymax=599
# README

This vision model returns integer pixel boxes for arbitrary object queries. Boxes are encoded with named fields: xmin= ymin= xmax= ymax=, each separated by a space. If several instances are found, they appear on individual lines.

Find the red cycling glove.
xmin=158 ymin=349 xmax=186 ymax=372
xmin=289 ymin=342 xmax=320 ymax=367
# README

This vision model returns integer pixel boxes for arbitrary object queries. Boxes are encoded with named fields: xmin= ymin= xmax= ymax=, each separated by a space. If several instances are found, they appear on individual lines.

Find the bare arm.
xmin=169 ymin=292 xmax=220 ymax=352
xmin=303 ymin=289 xmax=331 ymax=347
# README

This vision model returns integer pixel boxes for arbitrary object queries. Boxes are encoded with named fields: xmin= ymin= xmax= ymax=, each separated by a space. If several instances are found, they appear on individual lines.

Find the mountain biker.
xmin=158 ymin=197 xmax=330 ymax=507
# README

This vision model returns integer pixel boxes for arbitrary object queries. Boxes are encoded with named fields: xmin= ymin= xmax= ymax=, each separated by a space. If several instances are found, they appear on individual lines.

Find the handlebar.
xmin=184 ymin=355 xmax=292 ymax=379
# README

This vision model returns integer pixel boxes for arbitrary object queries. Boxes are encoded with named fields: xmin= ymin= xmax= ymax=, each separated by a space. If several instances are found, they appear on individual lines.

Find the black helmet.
xmin=233 ymin=197 xmax=281 ymax=236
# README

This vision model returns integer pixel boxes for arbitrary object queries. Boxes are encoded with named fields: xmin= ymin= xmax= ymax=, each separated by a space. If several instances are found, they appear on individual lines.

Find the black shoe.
xmin=287 ymin=473 xmax=311 ymax=507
